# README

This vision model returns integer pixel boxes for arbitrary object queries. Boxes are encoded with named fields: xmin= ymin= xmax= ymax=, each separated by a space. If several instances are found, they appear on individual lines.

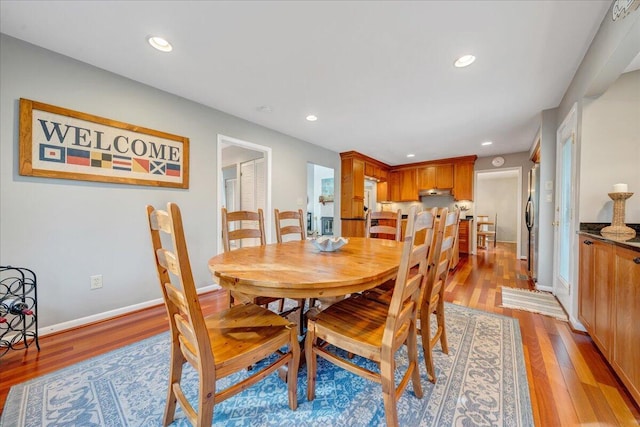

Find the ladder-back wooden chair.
xmin=274 ymin=208 xmax=311 ymax=334
xmin=421 ymin=208 xmax=460 ymax=383
xmin=147 ymin=203 xmax=299 ymax=427
xmin=477 ymin=213 xmax=497 ymax=249
xmin=365 ymin=209 xmax=402 ymax=241
xmin=221 ymin=207 xmax=266 ymax=252
xmin=362 ymin=209 xmax=403 ymax=297
xmin=274 ymin=208 xmax=306 ymax=242
xmin=306 ymin=206 xmax=435 ymax=427
xmin=221 ymin=207 xmax=284 ymax=310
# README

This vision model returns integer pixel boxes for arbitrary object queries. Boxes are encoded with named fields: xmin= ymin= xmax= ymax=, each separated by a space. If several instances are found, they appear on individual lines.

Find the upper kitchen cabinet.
xmin=364 ymin=160 xmax=388 ymax=182
xmin=389 ymin=168 xmax=418 ymax=202
xmin=417 ymin=164 xmax=453 ymax=189
xmin=453 ymin=159 xmax=476 ymax=201
xmin=340 ymin=151 xmax=391 ymax=218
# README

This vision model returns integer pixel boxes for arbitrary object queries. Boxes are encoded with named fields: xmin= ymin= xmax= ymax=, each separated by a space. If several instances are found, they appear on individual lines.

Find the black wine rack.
xmin=0 ymin=266 xmax=40 ymax=357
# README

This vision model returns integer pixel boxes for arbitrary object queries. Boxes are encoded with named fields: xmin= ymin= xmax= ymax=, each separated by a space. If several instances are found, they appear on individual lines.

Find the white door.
xmin=553 ymin=104 xmax=577 ymax=311
xmin=217 ymin=135 xmax=272 ymax=254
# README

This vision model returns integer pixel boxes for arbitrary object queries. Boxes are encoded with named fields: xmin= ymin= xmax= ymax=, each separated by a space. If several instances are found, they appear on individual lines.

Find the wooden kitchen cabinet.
xmin=458 ymin=219 xmax=471 ymax=254
xmin=388 ymin=171 xmax=401 ymax=202
xmin=578 ymin=233 xmax=640 ymax=407
xmin=417 ymin=166 xmax=435 ymax=189
xmin=376 ymin=181 xmax=389 ymax=202
xmin=340 ymin=155 xmax=365 ymax=219
xmin=578 ymin=236 xmax=614 ymax=358
xmin=389 ymin=168 xmax=418 ymax=202
xmin=612 ymin=245 xmax=640 ymax=405
xmin=578 ymin=237 xmax=595 ymax=330
xmin=417 ymin=164 xmax=453 ymax=190
xmin=340 ymin=151 xmax=389 ymax=224
xmin=341 ymin=219 xmax=365 ymax=237
xmin=453 ymin=161 xmax=474 ymax=201
xmin=399 ymin=169 xmax=418 ymax=201
xmin=436 ymin=164 xmax=454 ymax=188
xmin=364 ymin=161 xmax=375 ymax=178
xmin=364 ymin=161 xmax=388 ymax=181
xmin=592 ymin=239 xmax=614 ymax=358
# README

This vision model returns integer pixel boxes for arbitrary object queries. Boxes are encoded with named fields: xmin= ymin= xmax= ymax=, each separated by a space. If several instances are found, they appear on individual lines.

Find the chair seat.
xmin=312 ymin=296 xmax=407 ymax=360
xmin=205 ymin=303 xmax=294 ymax=378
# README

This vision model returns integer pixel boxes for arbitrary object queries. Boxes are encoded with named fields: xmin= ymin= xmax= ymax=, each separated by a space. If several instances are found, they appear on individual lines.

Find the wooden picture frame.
xmin=19 ymin=98 xmax=189 ymax=188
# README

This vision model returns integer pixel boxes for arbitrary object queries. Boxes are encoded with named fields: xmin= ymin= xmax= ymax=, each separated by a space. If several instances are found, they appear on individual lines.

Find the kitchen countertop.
xmin=578 ymin=222 xmax=640 ymax=252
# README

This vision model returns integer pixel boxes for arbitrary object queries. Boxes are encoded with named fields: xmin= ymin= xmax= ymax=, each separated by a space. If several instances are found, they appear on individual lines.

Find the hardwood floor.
xmin=1 ymin=242 xmax=639 ymax=425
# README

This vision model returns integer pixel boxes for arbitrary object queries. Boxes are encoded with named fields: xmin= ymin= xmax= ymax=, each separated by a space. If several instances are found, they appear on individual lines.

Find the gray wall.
xmin=0 ymin=34 xmax=340 ymax=329
xmin=476 ymin=175 xmax=519 ymax=243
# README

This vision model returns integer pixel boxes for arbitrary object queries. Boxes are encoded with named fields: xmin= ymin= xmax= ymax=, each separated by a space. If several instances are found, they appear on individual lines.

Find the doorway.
xmin=553 ymin=104 xmax=577 ymax=311
xmin=217 ymin=134 xmax=272 ymax=253
xmin=306 ymin=163 xmax=335 ymax=237
xmin=474 ymin=168 xmax=523 ymax=256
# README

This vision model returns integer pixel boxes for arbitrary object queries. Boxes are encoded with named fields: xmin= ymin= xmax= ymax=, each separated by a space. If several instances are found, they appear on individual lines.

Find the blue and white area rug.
xmin=1 ymin=303 xmax=534 ymax=426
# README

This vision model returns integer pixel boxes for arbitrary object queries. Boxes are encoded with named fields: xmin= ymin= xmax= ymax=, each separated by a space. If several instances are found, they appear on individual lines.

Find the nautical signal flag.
xmin=112 ymin=155 xmax=132 ymax=171
xmin=133 ymin=158 xmax=149 ymax=173
xmin=39 ymin=144 xmax=65 ymax=163
xmin=91 ymin=152 xmax=112 ymax=168
xmin=67 ymin=148 xmax=91 ymax=166
xmin=166 ymin=163 xmax=181 ymax=177
xmin=150 ymin=161 xmax=166 ymax=175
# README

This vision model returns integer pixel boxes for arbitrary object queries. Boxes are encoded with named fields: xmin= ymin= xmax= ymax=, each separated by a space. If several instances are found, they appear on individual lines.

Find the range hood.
xmin=418 ymin=189 xmax=453 ymax=197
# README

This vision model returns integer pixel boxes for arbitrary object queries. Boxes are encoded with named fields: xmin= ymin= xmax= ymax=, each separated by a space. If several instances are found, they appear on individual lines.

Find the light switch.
xmin=296 ymin=197 xmax=304 ymax=206
xmin=545 ymin=181 xmax=553 ymax=191
xmin=546 ymin=193 xmax=553 ymax=203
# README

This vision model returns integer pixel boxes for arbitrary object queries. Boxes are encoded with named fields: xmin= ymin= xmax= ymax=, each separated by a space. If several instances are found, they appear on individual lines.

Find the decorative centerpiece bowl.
xmin=310 ymin=236 xmax=349 ymax=252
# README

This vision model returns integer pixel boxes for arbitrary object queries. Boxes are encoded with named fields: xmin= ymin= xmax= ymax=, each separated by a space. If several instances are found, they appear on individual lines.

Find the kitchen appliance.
xmin=525 ymin=164 xmax=540 ymax=281
xmin=418 ymin=189 xmax=453 ymax=196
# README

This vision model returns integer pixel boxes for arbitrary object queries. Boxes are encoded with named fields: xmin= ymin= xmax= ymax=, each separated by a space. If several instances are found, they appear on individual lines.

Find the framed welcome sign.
xmin=19 ymin=98 xmax=189 ymax=188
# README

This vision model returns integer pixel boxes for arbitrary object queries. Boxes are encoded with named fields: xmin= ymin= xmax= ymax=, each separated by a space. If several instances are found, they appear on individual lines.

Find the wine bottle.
xmin=1 ymin=299 xmax=33 ymax=316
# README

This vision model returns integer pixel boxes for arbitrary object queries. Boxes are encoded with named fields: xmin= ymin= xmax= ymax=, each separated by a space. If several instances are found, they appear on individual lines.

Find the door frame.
xmin=472 ymin=167 xmax=522 ymax=257
xmin=217 ymin=134 xmax=272 ymax=253
xmin=553 ymin=103 xmax=578 ymax=312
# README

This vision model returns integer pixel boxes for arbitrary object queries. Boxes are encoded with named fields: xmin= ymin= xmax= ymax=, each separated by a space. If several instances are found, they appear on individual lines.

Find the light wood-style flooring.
xmin=1 ymin=243 xmax=639 ymax=425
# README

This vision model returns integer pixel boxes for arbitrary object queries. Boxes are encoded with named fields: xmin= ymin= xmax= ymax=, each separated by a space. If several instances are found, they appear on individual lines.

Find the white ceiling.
xmin=0 ymin=1 xmax=614 ymax=165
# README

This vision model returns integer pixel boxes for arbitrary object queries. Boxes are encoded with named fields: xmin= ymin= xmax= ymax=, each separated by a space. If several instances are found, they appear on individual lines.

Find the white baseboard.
xmin=569 ymin=315 xmax=587 ymax=332
xmin=38 ymin=284 xmax=221 ymax=337
xmin=534 ymin=283 xmax=553 ymax=292
xmin=518 ymin=256 xmax=527 ymax=260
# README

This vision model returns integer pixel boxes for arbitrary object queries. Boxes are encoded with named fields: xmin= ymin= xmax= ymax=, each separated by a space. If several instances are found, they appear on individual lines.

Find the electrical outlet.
xmin=90 ymin=274 xmax=103 ymax=290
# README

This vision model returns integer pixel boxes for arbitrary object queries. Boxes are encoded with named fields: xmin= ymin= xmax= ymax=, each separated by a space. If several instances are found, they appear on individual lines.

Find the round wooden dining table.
xmin=208 ymin=237 xmax=404 ymax=300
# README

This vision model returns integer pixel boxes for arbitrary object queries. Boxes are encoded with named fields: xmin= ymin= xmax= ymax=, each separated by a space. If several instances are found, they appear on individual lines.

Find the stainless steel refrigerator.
xmin=526 ymin=165 xmax=539 ymax=281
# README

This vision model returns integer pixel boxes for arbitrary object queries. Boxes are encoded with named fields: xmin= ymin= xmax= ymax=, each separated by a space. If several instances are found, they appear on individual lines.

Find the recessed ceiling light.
xmin=407 ymin=154 xmax=415 ymax=158
xmin=306 ymin=115 xmax=318 ymax=122
xmin=147 ymin=36 xmax=173 ymax=52
xmin=481 ymin=141 xmax=493 ymax=146
xmin=454 ymin=54 xmax=476 ymax=68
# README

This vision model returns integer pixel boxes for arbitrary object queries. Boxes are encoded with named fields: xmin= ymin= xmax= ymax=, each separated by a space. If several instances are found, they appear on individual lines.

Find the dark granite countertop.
xmin=579 ymin=223 xmax=640 ymax=252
